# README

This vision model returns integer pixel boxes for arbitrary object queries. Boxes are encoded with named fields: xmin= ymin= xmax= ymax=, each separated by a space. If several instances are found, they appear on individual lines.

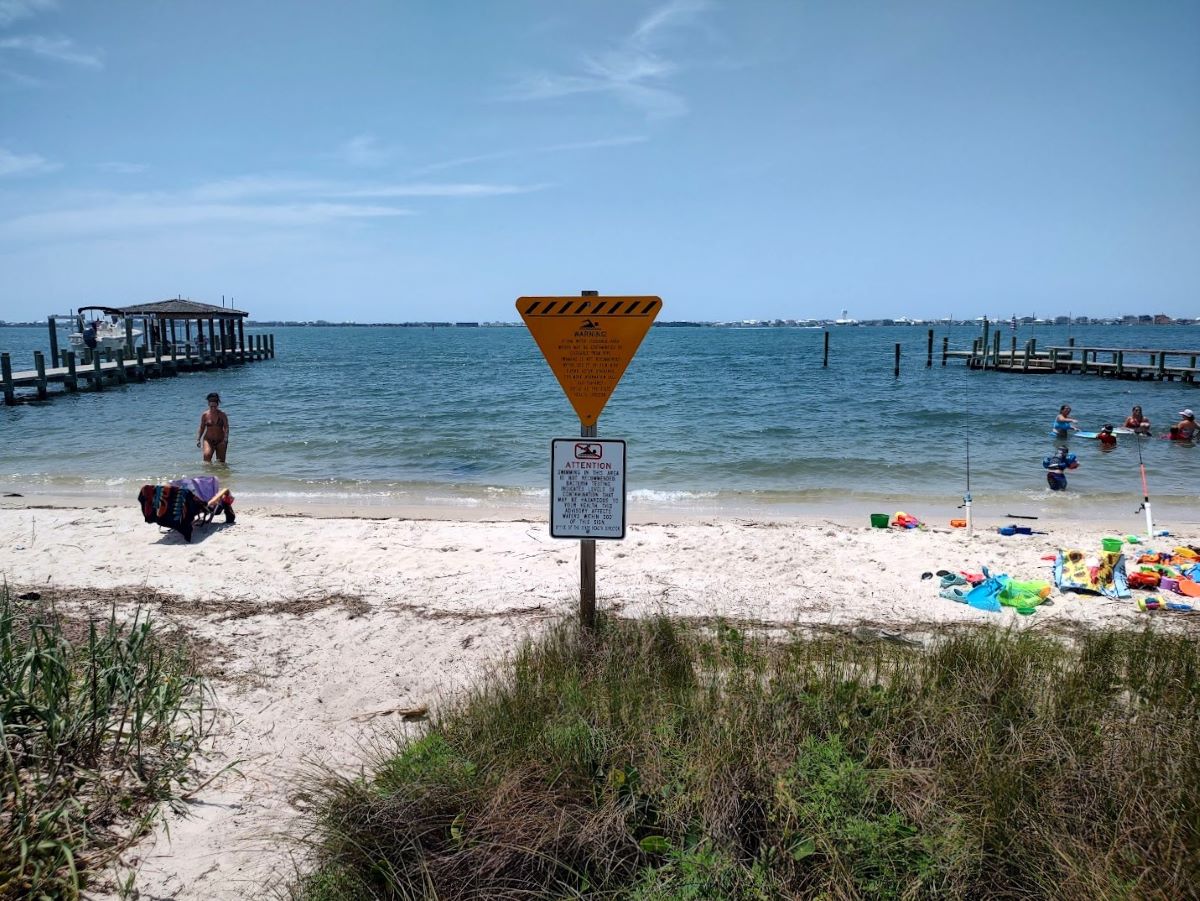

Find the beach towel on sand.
xmin=1054 ymin=549 xmax=1130 ymax=599
xmin=137 ymin=484 xmax=206 ymax=542
xmin=965 ymin=568 xmax=1052 ymax=615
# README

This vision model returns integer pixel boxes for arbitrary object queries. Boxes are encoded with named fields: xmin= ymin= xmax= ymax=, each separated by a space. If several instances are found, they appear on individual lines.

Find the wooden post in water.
xmin=1067 ymin=336 xmax=1075 ymax=363
xmin=125 ymin=318 xmax=134 ymax=356
xmin=1117 ymin=351 xmax=1124 ymax=378
xmin=942 ymin=335 xmax=949 ymax=366
xmin=208 ymin=318 xmax=217 ymax=363
xmin=992 ymin=330 xmax=1001 ymax=369
xmin=47 ymin=317 xmax=59 ymax=369
xmin=1022 ymin=339 xmax=1032 ymax=372
xmin=135 ymin=346 xmax=146 ymax=381
xmin=237 ymin=318 xmax=246 ymax=363
xmin=823 ymin=330 xmax=829 ymax=367
xmin=1 ymin=353 xmax=13 ymax=405
xmin=1157 ymin=351 xmax=1166 ymax=381
xmin=65 ymin=351 xmax=77 ymax=392
xmin=894 ymin=343 xmax=901 ymax=377
xmin=926 ymin=329 xmax=933 ymax=367
xmin=268 ymin=334 xmax=275 ymax=358
xmin=981 ymin=318 xmax=990 ymax=369
xmin=92 ymin=347 xmax=103 ymax=390
xmin=1050 ymin=347 xmax=1059 ymax=371
xmin=1010 ymin=335 xmax=1017 ymax=366
xmin=115 ymin=349 xmax=127 ymax=384
xmin=33 ymin=351 xmax=47 ymax=400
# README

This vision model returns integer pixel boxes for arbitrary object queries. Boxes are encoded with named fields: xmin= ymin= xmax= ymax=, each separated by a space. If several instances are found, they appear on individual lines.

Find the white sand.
xmin=0 ymin=501 xmax=1194 ymax=899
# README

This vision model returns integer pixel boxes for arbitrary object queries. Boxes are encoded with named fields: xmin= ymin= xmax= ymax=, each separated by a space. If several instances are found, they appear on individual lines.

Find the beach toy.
xmin=1014 ymin=525 xmax=1033 ymax=535
xmin=1101 ymin=537 xmax=1123 ymax=553
xmin=1177 ymin=579 xmax=1200 ymax=598
xmin=950 ymin=519 xmax=967 ymax=528
xmin=1155 ymin=530 xmax=1171 ymax=538
xmin=1125 ymin=535 xmax=1141 ymax=545
xmin=998 ymin=526 xmax=1017 ymax=536
xmin=870 ymin=513 xmax=889 ymax=528
xmin=1160 ymin=577 xmax=1180 ymax=593
xmin=1137 ymin=596 xmax=1163 ymax=612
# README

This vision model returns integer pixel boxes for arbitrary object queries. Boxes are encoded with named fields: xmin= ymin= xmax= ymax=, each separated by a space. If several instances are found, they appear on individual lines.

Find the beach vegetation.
xmin=0 ymin=586 xmax=209 ymax=899
xmin=293 ymin=617 xmax=1200 ymax=900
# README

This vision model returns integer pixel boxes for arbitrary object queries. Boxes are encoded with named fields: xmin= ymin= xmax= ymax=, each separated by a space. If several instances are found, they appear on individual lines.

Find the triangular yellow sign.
xmin=517 ymin=295 xmax=662 ymax=426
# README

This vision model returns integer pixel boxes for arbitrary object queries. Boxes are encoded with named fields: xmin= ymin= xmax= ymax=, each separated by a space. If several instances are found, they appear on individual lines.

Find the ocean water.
xmin=2 ymin=323 xmax=1198 ymax=518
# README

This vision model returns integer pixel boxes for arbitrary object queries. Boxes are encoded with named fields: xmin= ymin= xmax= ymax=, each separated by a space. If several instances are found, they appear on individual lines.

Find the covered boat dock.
xmin=3 ymin=299 xmax=274 ymax=405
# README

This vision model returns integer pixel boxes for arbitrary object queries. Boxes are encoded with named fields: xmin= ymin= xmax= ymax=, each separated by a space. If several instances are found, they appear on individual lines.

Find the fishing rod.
xmin=964 ymin=433 xmax=973 ymax=537
xmin=1134 ymin=432 xmax=1154 ymax=539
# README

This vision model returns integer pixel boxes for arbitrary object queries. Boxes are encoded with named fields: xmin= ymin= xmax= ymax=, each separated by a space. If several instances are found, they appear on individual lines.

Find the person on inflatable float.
xmin=1043 ymin=446 xmax=1078 ymax=491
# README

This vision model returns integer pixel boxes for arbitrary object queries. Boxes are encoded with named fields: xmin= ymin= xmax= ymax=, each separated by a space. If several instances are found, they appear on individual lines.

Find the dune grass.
xmin=0 ymin=586 xmax=209 ymax=899
xmin=295 ymin=616 xmax=1200 ymax=900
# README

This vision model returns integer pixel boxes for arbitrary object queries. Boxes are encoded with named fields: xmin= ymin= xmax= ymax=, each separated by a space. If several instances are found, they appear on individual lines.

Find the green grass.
xmin=294 ymin=617 xmax=1200 ymax=900
xmin=0 ymin=586 xmax=209 ymax=899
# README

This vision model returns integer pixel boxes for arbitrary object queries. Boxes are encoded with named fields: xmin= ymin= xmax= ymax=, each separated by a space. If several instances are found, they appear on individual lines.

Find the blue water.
xmin=2 ymin=324 xmax=1198 ymax=515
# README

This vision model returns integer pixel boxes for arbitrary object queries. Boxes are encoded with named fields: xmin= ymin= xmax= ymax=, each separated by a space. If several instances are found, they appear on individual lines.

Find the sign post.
xmin=517 ymin=290 xmax=661 ymax=628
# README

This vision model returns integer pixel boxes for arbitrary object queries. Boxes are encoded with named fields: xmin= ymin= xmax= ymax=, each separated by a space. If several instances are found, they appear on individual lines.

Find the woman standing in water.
xmin=196 ymin=392 xmax=230 ymax=463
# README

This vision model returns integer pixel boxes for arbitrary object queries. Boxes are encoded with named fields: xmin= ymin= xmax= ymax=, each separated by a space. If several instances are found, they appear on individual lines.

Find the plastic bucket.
xmin=870 ymin=513 xmax=889 ymax=528
xmin=1101 ymin=537 xmax=1123 ymax=553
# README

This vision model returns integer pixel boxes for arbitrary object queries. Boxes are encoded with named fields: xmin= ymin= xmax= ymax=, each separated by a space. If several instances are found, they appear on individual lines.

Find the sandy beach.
xmin=1 ymin=498 xmax=1196 ymax=899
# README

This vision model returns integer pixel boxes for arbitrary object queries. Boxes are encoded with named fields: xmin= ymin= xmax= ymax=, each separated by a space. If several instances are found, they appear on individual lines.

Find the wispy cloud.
xmin=0 ymin=0 xmax=55 ymax=28
xmin=0 ymin=199 xmax=412 ymax=240
xmin=414 ymin=135 xmax=648 ymax=176
xmin=0 ymin=34 xmax=102 ymax=67
xmin=96 ymin=161 xmax=148 ymax=175
xmin=0 ymin=173 xmax=544 ymax=239
xmin=504 ymin=0 xmax=711 ymax=118
xmin=0 ymin=145 xmax=57 ymax=176
xmin=187 ymin=175 xmax=544 ymax=202
xmin=334 ymin=133 xmax=395 ymax=168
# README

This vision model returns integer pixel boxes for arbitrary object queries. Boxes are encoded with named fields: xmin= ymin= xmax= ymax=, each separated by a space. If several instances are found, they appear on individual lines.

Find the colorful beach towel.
xmin=137 ymin=484 xmax=206 ymax=542
xmin=964 ymin=568 xmax=1052 ymax=615
xmin=1054 ymin=549 xmax=1130 ymax=599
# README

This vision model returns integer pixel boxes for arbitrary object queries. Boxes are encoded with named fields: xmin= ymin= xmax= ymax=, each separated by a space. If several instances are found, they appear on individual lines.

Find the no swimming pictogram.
xmin=517 ymin=296 xmax=662 ymax=426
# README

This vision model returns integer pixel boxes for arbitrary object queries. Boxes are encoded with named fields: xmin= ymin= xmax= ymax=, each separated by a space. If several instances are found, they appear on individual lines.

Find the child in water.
xmin=1044 ymin=446 xmax=1078 ymax=491
xmin=1097 ymin=424 xmax=1117 ymax=447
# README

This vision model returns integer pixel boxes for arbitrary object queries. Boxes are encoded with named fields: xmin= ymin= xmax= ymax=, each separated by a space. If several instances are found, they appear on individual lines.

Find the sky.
xmin=1 ymin=0 xmax=1197 ymax=322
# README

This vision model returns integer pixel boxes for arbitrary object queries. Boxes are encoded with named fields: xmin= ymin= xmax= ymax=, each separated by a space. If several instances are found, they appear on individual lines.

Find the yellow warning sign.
xmin=517 ymin=295 xmax=662 ymax=426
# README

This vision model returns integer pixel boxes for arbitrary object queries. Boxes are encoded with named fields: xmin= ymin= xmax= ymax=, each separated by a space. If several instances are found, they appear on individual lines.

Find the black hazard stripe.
xmin=520 ymin=298 xmax=661 ymax=316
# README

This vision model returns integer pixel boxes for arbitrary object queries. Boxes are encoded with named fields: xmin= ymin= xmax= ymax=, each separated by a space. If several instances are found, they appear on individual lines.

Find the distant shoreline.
xmin=4 ymin=319 xmax=1199 ymax=328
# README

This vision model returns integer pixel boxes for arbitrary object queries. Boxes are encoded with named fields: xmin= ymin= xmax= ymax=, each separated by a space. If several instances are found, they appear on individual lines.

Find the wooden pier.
xmin=941 ymin=320 xmax=1199 ymax=385
xmin=2 ymin=298 xmax=275 ymax=405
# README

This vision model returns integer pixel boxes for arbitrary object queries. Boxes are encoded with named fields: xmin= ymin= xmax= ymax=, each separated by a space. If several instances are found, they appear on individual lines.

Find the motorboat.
xmin=68 ymin=305 xmax=142 ymax=352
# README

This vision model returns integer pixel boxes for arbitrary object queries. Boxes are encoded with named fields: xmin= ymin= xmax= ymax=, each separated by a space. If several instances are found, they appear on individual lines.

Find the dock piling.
xmin=926 ymin=329 xmax=933 ymax=368
xmin=1 ymin=353 xmax=12 ymax=406
xmin=33 ymin=352 xmax=48 ymax=400
xmin=47 ymin=317 xmax=59 ymax=369
xmin=92 ymin=349 xmax=103 ymax=390
xmin=65 ymin=351 xmax=77 ymax=391
xmin=894 ymin=342 xmax=901 ymax=378
xmin=823 ymin=330 xmax=829 ymax=367
xmin=942 ymin=335 xmax=949 ymax=366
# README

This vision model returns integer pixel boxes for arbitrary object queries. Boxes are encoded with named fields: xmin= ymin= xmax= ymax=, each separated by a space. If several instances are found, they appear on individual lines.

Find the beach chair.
xmin=136 ymin=476 xmax=235 ymax=542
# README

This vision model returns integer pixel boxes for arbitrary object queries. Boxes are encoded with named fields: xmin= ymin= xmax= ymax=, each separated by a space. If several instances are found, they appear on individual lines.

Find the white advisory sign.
xmin=550 ymin=438 xmax=627 ymax=540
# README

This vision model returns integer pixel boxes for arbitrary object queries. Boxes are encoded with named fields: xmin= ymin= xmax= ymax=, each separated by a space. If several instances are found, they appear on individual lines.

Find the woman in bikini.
xmin=196 ymin=392 xmax=230 ymax=463
xmin=1123 ymin=405 xmax=1151 ymax=436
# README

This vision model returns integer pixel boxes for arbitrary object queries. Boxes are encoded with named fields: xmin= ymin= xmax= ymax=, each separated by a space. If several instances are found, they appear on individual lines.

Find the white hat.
xmin=1181 ymin=409 xmax=1195 ymax=418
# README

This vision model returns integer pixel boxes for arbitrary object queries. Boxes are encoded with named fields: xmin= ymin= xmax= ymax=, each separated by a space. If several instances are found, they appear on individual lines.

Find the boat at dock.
xmin=68 ymin=306 xmax=142 ymax=352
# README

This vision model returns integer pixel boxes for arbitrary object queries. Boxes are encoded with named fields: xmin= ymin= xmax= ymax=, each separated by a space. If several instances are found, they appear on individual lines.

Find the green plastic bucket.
xmin=870 ymin=513 xmax=889 ymax=528
xmin=1101 ymin=537 xmax=1123 ymax=553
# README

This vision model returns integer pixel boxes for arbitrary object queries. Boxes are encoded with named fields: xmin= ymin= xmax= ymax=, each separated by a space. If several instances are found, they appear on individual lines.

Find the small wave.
xmin=628 ymin=489 xmax=720 ymax=503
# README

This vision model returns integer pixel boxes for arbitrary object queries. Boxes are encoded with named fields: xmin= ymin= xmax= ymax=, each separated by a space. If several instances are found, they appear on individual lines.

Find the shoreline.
xmin=3 ymin=487 xmax=1197 ymax=532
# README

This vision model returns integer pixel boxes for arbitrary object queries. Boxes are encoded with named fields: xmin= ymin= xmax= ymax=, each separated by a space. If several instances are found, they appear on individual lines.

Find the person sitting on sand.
xmin=1124 ymin=405 xmax=1151 ymax=435
xmin=1052 ymin=404 xmax=1078 ymax=437
xmin=196 ymin=392 xmax=230 ymax=463
xmin=1098 ymin=424 xmax=1117 ymax=448
xmin=1169 ymin=409 xmax=1196 ymax=442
